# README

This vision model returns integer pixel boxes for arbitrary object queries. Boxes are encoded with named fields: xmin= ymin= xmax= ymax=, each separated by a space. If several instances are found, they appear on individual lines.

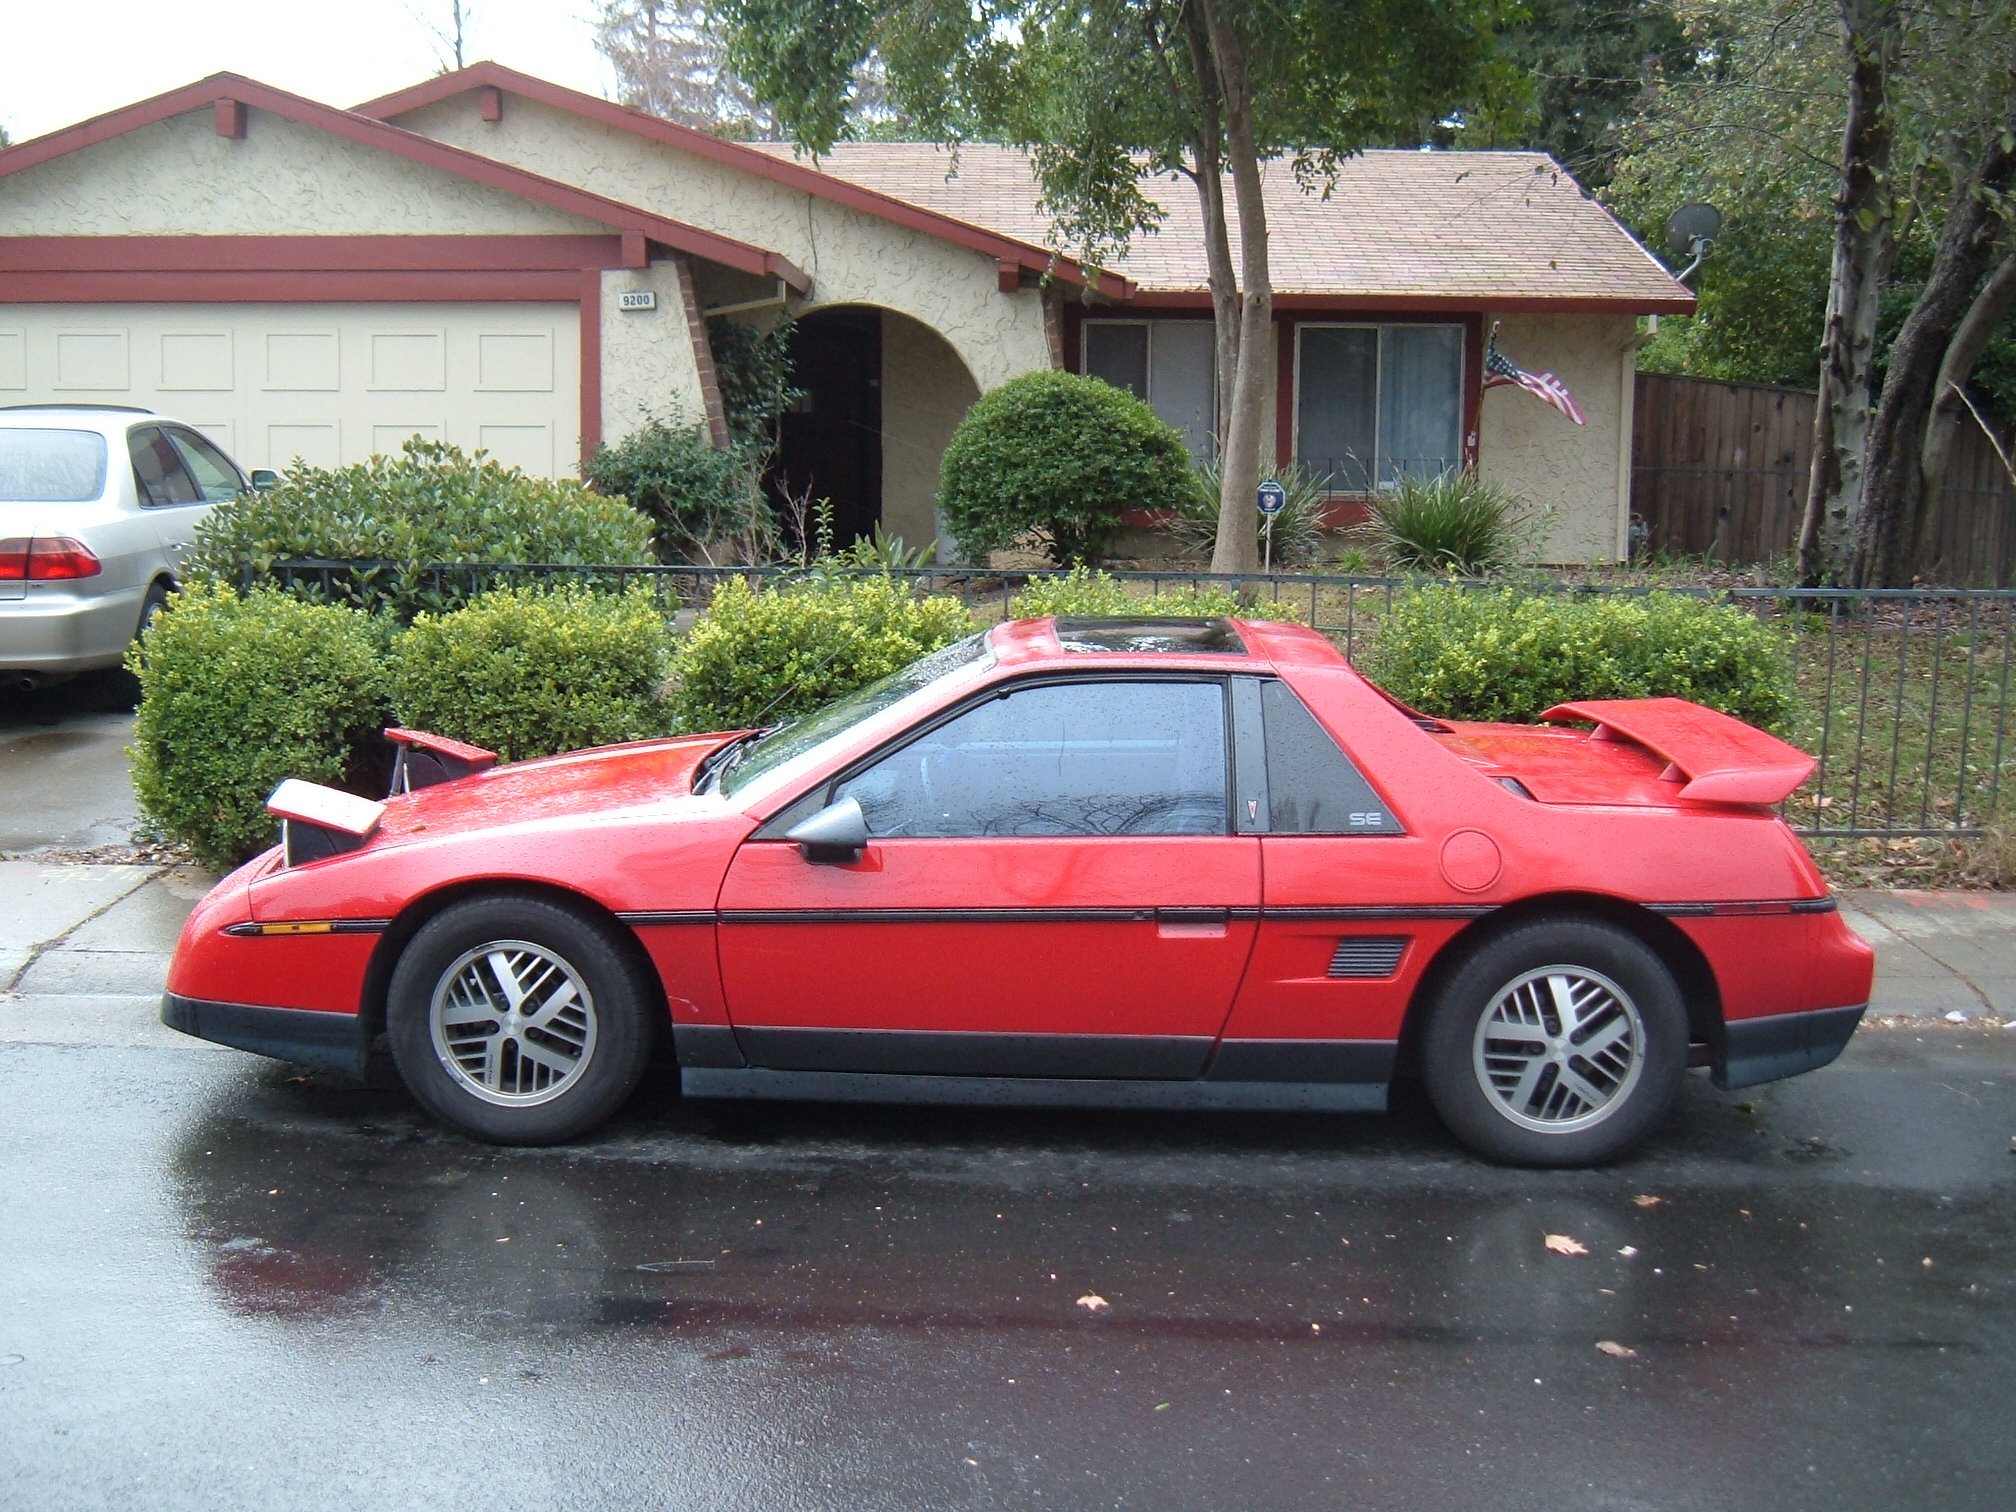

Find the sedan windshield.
xmin=719 ymin=632 xmax=995 ymax=797
xmin=0 ymin=429 xmax=109 ymax=503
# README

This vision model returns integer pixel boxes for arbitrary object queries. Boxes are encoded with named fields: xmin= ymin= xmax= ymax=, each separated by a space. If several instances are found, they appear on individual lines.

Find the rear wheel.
xmin=1421 ymin=917 xmax=1687 ymax=1167
xmin=387 ymin=894 xmax=656 ymax=1145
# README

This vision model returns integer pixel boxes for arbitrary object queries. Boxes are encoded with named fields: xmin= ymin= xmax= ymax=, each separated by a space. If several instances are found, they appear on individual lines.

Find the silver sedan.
xmin=0 ymin=405 xmax=264 ymax=687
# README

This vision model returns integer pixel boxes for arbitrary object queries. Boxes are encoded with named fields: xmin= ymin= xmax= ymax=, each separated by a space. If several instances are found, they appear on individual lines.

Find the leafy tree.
xmin=595 ymin=0 xmax=781 ymax=137
xmin=710 ymin=0 xmax=1516 ymax=576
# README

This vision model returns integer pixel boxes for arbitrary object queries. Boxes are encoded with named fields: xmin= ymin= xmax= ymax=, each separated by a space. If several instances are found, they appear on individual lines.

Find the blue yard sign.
xmin=1257 ymin=479 xmax=1287 ymax=515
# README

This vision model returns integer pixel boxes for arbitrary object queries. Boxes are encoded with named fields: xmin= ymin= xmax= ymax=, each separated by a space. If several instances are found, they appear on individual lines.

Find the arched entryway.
xmin=765 ymin=304 xmax=983 ymax=554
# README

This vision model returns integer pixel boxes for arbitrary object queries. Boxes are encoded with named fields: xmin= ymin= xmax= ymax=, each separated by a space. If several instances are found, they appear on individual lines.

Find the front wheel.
xmin=1421 ymin=918 xmax=1687 ymax=1167
xmin=387 ymin=894 xmax=656 ymax=1145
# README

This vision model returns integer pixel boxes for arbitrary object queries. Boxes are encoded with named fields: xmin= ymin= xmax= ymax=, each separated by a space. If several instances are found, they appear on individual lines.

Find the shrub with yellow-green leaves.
xmin=1007 ymin=566 xmax=1305 ymax=622
xmin=668 ymin=574 xmax=975 ymax=731
xmin=1368 ymin=586 xmax=1795 ymax=731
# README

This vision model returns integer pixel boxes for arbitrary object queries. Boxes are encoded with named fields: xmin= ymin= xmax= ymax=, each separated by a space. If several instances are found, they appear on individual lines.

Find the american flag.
xmin=1483 ymin=331 xmax=1586 ymax=425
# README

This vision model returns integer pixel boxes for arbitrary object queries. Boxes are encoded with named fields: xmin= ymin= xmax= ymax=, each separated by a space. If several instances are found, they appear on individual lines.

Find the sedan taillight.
xmin=0 ymin=537 xmax=104 ymax=580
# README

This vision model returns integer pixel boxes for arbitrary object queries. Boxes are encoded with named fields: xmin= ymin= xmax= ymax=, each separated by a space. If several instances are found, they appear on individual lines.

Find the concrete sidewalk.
xmin=1 ymin=862 xmax=2012 ymax=1048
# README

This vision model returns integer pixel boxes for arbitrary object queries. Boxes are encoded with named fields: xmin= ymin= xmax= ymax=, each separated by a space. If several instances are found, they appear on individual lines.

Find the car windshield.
xmin=719 ymin=632 xmax=996 ymax=797
xmin=0 ymin=429 xmax=109 ymax=503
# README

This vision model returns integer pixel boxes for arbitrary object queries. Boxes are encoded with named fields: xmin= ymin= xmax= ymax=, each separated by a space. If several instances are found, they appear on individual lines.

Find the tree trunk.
xmin=1200 ymin=0 xmax=1269 ymax=578
xmin=1179 ymin=5 xmax=1239 ymax=453
xmin=1855 ymin=133 xmax=2016 ymax=585
xmin=1914 ymin=249 xmax=2016 ymax=562
xmin=1795 ymin=0 xmax=1899 ymax=584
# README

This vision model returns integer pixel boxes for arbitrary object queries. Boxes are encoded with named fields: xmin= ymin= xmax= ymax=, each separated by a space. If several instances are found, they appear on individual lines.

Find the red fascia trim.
xmin=354 ymin=61 xmax=1132 ymax=297
xmin=479 ymin=85 xmax=503 ymax=123
xmin=214 ymin=98 xmax=246 ymax=139
xmin=0 ymin=72 xmax=805 ymax=291
xmin=0 ymin=235 xmax=625 ymax=273
xmin=579 ymin=269 xmax=602 ymax=464
xmin=1126 ymin=290 xmax=1696 ymax=315
xmin=0 ymin=270 xmax=585 ymax=303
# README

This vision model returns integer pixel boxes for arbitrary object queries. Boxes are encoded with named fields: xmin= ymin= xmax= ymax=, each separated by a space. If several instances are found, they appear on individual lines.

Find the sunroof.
xmin=1052 ymin=617 xmax=1249 ymax=654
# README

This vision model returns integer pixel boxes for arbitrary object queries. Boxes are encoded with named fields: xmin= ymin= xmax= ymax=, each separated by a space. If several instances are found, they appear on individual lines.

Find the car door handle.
xmin=1156 ymin=907 xmax=1230 ymax=938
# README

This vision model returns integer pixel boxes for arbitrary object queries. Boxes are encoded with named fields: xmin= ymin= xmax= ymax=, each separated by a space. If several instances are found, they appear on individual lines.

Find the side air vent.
xmin=1328 ymin=935 xmax=1408 ymax=979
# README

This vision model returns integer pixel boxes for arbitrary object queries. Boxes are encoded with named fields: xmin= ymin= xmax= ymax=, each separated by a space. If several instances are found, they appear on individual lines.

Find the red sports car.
xmin=163 ymin=616 xmax=1874 ymax=1166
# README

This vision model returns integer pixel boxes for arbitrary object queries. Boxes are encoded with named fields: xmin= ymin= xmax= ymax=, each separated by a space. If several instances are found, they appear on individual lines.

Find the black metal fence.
xmin=252 ymin=559 xmax=2016 ymax=841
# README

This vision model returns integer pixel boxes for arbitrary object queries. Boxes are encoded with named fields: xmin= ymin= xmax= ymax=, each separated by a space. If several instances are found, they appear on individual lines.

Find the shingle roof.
xmin=748 ymin=142 xmax=1691 ymax=310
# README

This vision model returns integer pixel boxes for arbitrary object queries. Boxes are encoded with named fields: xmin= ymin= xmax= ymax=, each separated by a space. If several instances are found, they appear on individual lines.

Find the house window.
xmin=1082 ymin=320 xmax=1215 ymax=459
xmin=1295 ymin=323 xmax=1464 ymax=492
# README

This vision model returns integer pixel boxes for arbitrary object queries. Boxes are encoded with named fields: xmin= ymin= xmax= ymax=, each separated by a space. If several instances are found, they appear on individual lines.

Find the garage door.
xmin=0 ymin=303 xmax=581 ymax=477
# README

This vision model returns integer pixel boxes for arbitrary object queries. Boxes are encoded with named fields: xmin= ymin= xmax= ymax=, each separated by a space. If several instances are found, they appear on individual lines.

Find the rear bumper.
xmin=0 ymin=586 xmax=146 ymax=672
xmin=160 ymin=993 xmax=369 ymax=1079
xmin=1715 ymin=1003 xmax=1866 ymax=1091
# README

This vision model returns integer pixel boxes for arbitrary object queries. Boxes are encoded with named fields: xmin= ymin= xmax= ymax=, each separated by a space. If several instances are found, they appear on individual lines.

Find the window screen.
xmin=1259 ymin=679 xmax=1403 ymax=834
xmin=1083 ymin=321 xmax=1216 ymax=459
xmin=1296 ymin=324 xmax=1464 ymax=491
xmin=837 ymin=680 xmax=1230 ymax=838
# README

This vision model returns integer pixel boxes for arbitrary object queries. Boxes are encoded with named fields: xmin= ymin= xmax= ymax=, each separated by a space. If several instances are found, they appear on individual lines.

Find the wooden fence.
xmin=1631 ymin=371 xmax=2016 ymax=584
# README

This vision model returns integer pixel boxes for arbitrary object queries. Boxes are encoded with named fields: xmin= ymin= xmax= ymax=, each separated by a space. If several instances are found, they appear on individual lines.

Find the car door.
xmin=125 ymin=426 xmax=204 ymax=584
xmin=715 ymin=675 xmax=1261 ymax=1079
xmin=159 ymin=427 xmax=245 ymax=575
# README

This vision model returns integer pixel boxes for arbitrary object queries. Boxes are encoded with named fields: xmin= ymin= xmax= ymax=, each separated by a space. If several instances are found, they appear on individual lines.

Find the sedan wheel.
xmin=1423 ymin=918 xmax=1686 ymax=1167
xmin=388 ymin=895 xmax=655 ymax=1145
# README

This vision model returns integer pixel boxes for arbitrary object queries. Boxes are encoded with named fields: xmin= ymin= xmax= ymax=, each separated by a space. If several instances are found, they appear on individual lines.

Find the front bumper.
xmin=1715 ymin=1003 xmax=1866 ymax=1090
xmin=161 ymin=993 xmax=369 ymax=1079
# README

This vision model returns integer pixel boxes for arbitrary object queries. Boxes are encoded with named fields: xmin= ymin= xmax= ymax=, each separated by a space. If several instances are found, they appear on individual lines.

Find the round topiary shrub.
xmin=387 ymin=585 xmax=678 ymax=762
xmin=129 ymin=582 xmax=392 ymax=869
xmin=186 ymin=438 xmax=659 ymax=618
xmin=669 ymin=575 xmax=974 ymax=732
xmin=936 ymin=371 xmax=1206 ymax=565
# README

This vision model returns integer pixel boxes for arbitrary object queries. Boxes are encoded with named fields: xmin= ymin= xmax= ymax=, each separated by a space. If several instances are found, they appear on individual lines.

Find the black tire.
xmin=94 ymin=581 xmax=172 ymax=711
xmin=387 ymin=894 xmax=656 ymax=1145
xmin=1421 ymin=917 xmax=1687 ymax=1167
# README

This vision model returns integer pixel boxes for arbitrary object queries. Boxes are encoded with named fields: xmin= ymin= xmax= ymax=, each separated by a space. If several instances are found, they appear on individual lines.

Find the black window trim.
xmin=753 ymin=670 xmax=1242 ymax=841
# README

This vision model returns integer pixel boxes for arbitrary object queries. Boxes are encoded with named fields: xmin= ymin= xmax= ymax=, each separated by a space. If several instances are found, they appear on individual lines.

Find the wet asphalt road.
xmin=3 ymin=1031 xmax=2012 ymax=1511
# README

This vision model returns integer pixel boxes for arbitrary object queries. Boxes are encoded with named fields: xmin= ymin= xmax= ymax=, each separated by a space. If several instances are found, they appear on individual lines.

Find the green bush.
xmin=388 ymin=586 xmax=677 ymax=762
xmin=1356 ymin=472 xmax=1540 ymax=575
xmin=186 ymin=438 xmax=658 ymax=617
xmin=1169 ymin=460 xmax=1329 ymax=566
xmin=1369 ymin=586 xmax=1796 ymax=731
xmin=1007 ymin=566 xmax=1306 ymax=622
xmin=128 ymin=582 xmax=391 ymax=869
xmin=937 ymin=371 xmax=1206 ymax=565
xmin=582 ymin=418 xmax=775 ymax=563
xmin=669 ymin=575 xmax=974 ymax=731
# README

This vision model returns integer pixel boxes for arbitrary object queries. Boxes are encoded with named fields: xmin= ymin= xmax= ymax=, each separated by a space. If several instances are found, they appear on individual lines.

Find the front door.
xmin=716 ymin=677 xmax=1259 ymax=1078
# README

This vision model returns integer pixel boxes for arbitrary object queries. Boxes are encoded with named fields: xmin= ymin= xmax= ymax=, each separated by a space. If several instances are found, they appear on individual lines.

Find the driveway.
xmin=0 ymin=678 xmax=143 ymax=854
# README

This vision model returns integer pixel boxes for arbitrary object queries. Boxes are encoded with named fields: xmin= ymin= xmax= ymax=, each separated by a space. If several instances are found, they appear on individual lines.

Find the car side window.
xmin=165 ymin=428 xmax=245 ymax=502
xmin=1257 ymin=678 xmax=1405 ymax=834
xmin=128 ymin=427 xmax=202 ymax=507
xmin=836 ymin=679 xmax=1230 ymax=839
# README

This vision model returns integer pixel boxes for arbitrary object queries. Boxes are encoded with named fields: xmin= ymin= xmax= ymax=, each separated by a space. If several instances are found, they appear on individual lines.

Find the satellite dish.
xmin=1666 ymin=202 xmax=1723 ymax=256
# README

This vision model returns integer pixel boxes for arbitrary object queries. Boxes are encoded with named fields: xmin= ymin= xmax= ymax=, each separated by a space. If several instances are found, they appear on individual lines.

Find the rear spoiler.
xmin=1539 ymin=698 xmax=1814 ymax=805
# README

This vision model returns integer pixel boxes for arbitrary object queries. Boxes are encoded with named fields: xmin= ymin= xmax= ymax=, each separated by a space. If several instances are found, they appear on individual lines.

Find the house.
xmin=0 ymin=62 xmax=1693 ymax=563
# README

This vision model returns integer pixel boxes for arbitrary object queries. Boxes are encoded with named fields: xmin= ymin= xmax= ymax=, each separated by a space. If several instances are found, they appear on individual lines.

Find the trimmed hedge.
xmin=186 ymin=438 xmax=658 ymax=616
xmin=128 ymin=583 xmax=391 ymax=870
xmin=1368 ymin=586 xmax=1795 ymax=731
xmin=388 ymin=586 xmax=677 ymax=762
xmin=1008 ymin=567 xmax=1304 ymax=622
xmin=936 ymin=371 xmax=1205 ymax=565
xmin=669 ymin=575 xmax=974 ymax=731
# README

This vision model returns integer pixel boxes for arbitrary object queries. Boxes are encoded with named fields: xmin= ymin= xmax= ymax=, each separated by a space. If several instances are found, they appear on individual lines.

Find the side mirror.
xmin=784 ymin=796 xmax=869 ymax=864
xmin=247 ymin=468 xmax=281 ymax=491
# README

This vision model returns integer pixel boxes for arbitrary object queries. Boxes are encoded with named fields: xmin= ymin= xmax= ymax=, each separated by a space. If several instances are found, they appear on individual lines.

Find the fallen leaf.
xmin=1076 ymin=1293 xmax=1109 ymax=1312
xmin=1632 ymin=1194 xmax=1664 ymax=1209
xmin=1595 ymin=1340 xmax=1638 ymax=1360
xmin=1618 ymin=1246 xmax=1640 ymax=1258
xmin=1544 ymin=1233 xmax=1589 ymax=1256
xmin=1154 ymin=1402 xmax=1171 ymax=1411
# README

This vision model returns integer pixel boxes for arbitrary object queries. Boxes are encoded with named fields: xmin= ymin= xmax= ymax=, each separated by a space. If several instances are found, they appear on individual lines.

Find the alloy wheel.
xmin=428 ymin=939 xmax=598 ymax=1107
xmin=1471 ymin=965 xmax=1645 ymax=1133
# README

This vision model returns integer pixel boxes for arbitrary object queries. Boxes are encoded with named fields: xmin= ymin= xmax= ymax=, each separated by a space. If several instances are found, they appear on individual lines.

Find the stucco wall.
xmin=0 ymin=108 xmax=605 ymax=236
xmin=881 ymin=311 xmax=981 ymax=550
xmin=598 ymin=261 xmax=709 ymax=445
xmin=394 ymin=97 xmax=1053 ymax=392
xmin=1477 ymin=312 xmax=1635 ymax=563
